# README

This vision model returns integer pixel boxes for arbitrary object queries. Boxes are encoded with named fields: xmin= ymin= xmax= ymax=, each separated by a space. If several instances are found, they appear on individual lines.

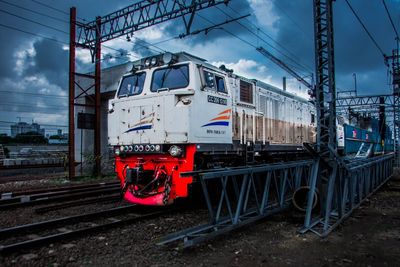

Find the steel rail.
xmin=34 ymin=194 xmax=120 ymax=214
xmin=0 ymin=205 xmax=138 ymax=238
xmin=0 ymin=187 xmax=120 ymax=210
xmin=1 ymin=181 xmax=119 ymax=198
xmin=0 ymin=207 xmax=172 ymax=254
xmin=0 ymin=184 xmax=120 ymax=205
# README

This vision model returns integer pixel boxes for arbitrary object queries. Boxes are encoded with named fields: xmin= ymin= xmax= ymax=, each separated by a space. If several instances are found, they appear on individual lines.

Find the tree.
xmin=0 ymin=135 xmax=13 ymax=144
xmin=14 ymin=132 xmax=48 ymax=144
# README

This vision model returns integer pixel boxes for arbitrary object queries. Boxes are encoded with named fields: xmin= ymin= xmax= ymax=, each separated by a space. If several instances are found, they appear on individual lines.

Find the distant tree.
xmin=3 ymin=147 xmax=9 ymax=157
xmin=49 ymin=135 xmax=62 ymax=140
xmin=0 ymin=135 xmax=13 ymax=144
xmin=14 ymin=132 xmax=48 ymax=144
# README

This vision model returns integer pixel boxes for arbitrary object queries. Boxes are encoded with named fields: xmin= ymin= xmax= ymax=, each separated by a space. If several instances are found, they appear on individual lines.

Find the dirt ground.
xmin=0 ymin=171 xmax=399 ymax=267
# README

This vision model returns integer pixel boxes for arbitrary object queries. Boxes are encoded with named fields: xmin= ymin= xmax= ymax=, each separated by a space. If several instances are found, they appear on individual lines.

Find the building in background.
xmin=10 ymin=122 xmax=45 ymax=137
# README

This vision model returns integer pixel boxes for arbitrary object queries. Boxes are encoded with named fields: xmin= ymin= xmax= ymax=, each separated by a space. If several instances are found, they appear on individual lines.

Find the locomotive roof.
xmin=115 ymin=51 xmax=312 ymax=105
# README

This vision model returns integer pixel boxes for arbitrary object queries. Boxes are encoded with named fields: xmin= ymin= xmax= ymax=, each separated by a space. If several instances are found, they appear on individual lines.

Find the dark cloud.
xmin=23 ymin=38 xmax=68 ymax=89
xmin=272 ymin=0 xmax=399 ymax=94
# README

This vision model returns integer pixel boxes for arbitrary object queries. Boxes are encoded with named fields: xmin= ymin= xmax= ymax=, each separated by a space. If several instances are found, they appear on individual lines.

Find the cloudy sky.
xmin=0 ymin=0 xmax=399 ymax=135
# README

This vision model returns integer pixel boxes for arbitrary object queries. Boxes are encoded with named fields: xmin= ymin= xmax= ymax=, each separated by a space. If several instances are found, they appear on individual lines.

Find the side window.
xmin=215 ymin=75 xmax=226 ymax=93
xmin=204 ymin=70 xmax=215 ymax=89
xmin=240 ymin=80 xmax=253 ymax=104
xmin=203 ymin=70 xmax=227 ymax=94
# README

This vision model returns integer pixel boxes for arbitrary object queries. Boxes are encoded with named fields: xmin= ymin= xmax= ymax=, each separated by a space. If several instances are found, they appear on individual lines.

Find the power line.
xmin=0 ymin=22 xmax=67 ymax=44
xmin=0 ymin=0 xmax=69 ymax=24
xmin=344 ymin=0 xmax=387 ymax=58
xmin=0 ymin=90 xmax=68 ymax=98
xmin=0 ymin=21 xmax=132 ymax=63
xmin=224 ymin=5 xmax=313 ymax=73
xmin=216 ymin=6 xmax=313 ymax=74
xmin=381 ymin=0 xmax=399 ymax=41
xmin=273 ymin=2 xmax=314 ymax=40
xmin=0 ymin=7 xmax=68 ymax=35
xmin=0 ymin=102 xmax=67 ymax=109
xmin=196 ymin=13 xmax=309 ymax=81
xmin=29 ymin=0 xmax=68 ymax=16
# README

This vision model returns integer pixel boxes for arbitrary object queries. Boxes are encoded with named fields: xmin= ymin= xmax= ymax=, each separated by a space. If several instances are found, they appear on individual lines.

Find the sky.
xmin=0 ymin=0 xmax=399 ymax=136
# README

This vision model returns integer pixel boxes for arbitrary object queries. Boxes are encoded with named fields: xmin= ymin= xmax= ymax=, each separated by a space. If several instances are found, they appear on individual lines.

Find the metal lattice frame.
xmin=76 ymin=0 xmax=229 ymax=49
xmin=300 ymin=154 xmax=394 ymax=236
xmin=391 ymin=49 xmax=400 ymax=166
xmin=336 ymin=94 xmax=395 ymax=108
xmin=301 ymin=0 xmax=340 ymax=236
xmin=68 ymin=0 xmax=230 ymax=178
xmin=158 ymin=160 xmax=315 ymax=247
xmin=314 ymin=0 xmax=337 ymax=158
xmin=394 ymin=94 xmax=400 ymax=166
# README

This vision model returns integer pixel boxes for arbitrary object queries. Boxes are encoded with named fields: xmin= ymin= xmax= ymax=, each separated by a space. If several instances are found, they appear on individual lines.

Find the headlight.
xmin=120 ymin=146 xmax=125 ymax=152
xmin=163 ymin=52 xmax=173 ymax=65
xmin=145 ymin=145 xmax=151 ymax=152
xmin=124 ymin=146 xmax=129 ymax=152
xmin=115 ymin=148 xmax=121 ymax=156
xmin=138 ymin=145 xmax=144 ymax=152
xmin=151 ymin=57 xmax=158 ymax=66
xmin=168 ymin=145 xmax=182 ymax=157
xmin=128 ymin=146 xmax=133 ymax=152
xmin=150 ymin=145 xmax=155 ymax=152
xmin=155 ymin=145 xmax=161 ymax=152
xmin=134 ymin=145 xmax=139 ymax=152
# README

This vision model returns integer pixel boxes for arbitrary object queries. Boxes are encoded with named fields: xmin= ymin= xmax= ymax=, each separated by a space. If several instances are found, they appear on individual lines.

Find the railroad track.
xmin=34 ymin=194 xmax=120 ymax=214
xmin=0 ymin=204 xmax=174 ymax=254
xmin=0 ymin=182 xmax=121 ymax=210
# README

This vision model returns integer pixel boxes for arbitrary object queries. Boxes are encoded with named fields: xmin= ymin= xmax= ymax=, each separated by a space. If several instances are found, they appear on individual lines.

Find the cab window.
xmin=118 ymin=72 xmax=146 ymax=97
xmin=151 ymin=64 xmax=189 ymax=91
xmin=203 ymin=70 xmax=227 ymax=93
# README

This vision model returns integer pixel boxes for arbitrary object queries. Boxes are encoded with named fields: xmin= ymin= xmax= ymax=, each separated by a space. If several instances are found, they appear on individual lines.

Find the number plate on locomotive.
xmin=207 ymin=95 xmax=227 ymax=105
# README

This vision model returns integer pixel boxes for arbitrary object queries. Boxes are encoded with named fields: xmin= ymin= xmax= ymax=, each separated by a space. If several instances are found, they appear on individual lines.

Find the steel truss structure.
xmin=387 ymin=49 xmax=400 ymax=166
xmin=158 ymin=160 xmax=315 ymax=248
xmin=336 ymin=93 xmax=400 ymax=162
xmin=300 ymin=154 xmax=394 ymax=236
xmin=336 ymin=94 xmax=396 ymax=108
xmin=158 ymin=0 xmax=397 ymax=247
xmin=68 ymin=0 xmax=230 ymax=178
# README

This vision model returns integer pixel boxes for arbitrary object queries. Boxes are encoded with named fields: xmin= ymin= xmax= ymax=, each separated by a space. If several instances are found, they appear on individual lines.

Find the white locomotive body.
xmin=108 ymin=52 xmax=316 ymax=205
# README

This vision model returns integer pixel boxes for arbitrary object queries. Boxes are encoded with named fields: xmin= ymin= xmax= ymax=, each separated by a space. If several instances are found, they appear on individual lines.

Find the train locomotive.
xmin=108 ymin=52 xmax=317 ymax=206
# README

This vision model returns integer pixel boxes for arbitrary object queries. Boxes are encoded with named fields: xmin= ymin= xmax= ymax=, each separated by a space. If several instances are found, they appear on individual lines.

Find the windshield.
xmin=151 ymin=64 xmax=189 ymax=92
xmin=117 ymin=72 xmax=146 ymax=97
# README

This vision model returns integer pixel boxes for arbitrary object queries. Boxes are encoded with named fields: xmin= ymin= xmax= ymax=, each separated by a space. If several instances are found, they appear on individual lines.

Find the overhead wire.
xmin=0 ymin=90 xmax=67 ymax=98
xmin=381 ymin=0 xmax=399 ymax=45
xmin=273 ymin=2 xmax=314 ymax=40
xmin=0 ymin=8 xmax=68 ymax=35
xmin=0 ymin=22 xmax=68 ymax=45
xmin=344 ymin=0 xmax=387 ymax=58
xmin=0 ymin=0 xmax=69 ymax=24
xmin=223 ymin=5 xmax=314 ymax=74
xmin=194 ymin=13 xmax=290 ymax=78
xmin=196 ymin=11 xmax=311 ymax=83
xmin=29 ymin=0 xmax=68 ymax=15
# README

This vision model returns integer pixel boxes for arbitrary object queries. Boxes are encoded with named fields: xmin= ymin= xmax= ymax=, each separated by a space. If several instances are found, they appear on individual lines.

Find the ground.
xmin=0 ymin=170 xmax=399 ymax=266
